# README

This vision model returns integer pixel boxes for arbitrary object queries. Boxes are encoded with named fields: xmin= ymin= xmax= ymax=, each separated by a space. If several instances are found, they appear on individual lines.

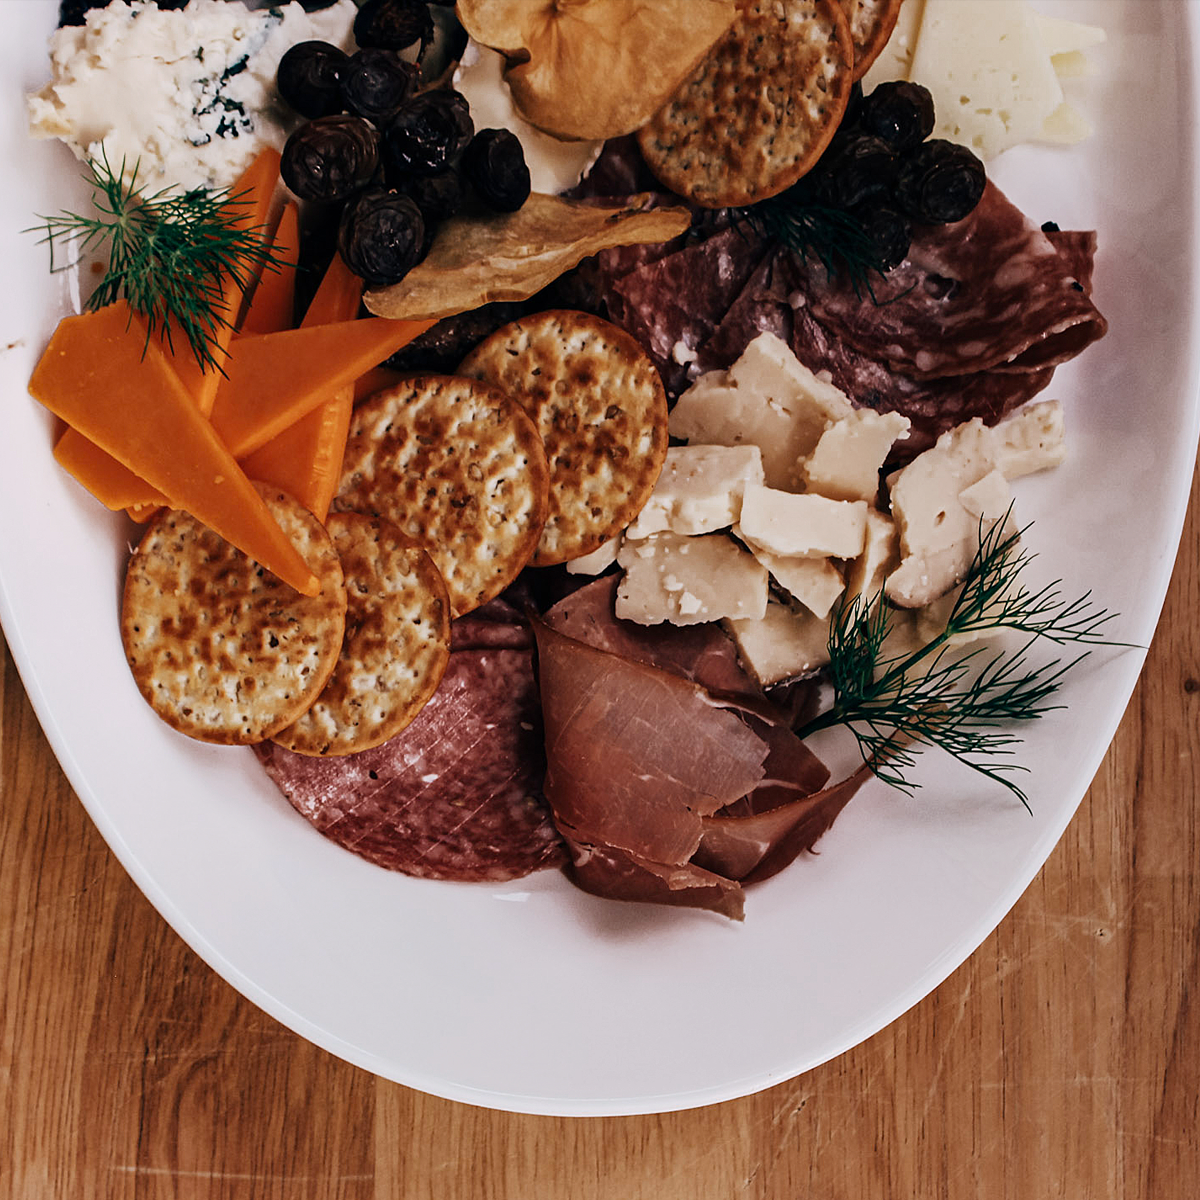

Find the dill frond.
xmin=31 ymin=153 xmax=279 ymax=372
xmin=797 ymin=516 xmax=1129 ymax=810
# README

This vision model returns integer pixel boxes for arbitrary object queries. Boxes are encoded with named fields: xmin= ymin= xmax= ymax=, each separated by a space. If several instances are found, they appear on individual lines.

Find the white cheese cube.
xmin=801 ymin=409 xmax=911 ymax=502
xmin=885 ymin=418 xmax=998 ymax=608
xmin=844 ymin=508 xmax=899 ymax=604
xmin=565 ymin=535 xmax=621 ymax=575
xmin=724 ymin=602 xmax=831 ymax=687
xmin=993 ymin=400 xmax=1067 ymax=479
xmin=669 ymin=333 xmax=853 ymax=490
xmin=909 ymin=0 xmax=1064 ymax=160
xmin=615 ymin=533 xmax=768 ymax=626
xmin=958 ymin=468 xmax=1012 ymax=523
xmin=741 ymin=544 xmax=844 ymax=619
xmin=739 ymin=486 xmax=868 ymax=559
xmin=625 ymin=445 xmax=764 ymax=539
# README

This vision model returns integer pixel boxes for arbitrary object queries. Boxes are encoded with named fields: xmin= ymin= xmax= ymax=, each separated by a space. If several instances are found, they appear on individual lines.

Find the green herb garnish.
xmin=732 ymin=191 xmax=889 ymax=298
xmin=32 ymin=153 xmax=277 ymax=372
xmin=795 ymin=516 xmax=1127 ymax=809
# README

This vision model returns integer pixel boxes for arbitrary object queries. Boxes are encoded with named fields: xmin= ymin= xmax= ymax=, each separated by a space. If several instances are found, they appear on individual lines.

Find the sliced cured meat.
xmin=696 ymin=243 xmax=1059 ymax=458
xmin=535 ymin=620 xmax=768 ymax=865
xmin=1043 ymin=227 xmax=1098 ymax=295
xmin=697 ymin=764 xmax=874 ymax=884
xmin=788 ymin=181 xmax=1106 ymax=380
xmin=256 ymin=648 xmax=565 ymax=882
xmin=607 ymin=225 xmax=772 ymax=394
xmin=449 ymin=596 xmax=533 ymax=651
xmin=543 ymin=576 xmax=762 ymax=698
xmin=569 ymin=135 xmax=667 ymax=200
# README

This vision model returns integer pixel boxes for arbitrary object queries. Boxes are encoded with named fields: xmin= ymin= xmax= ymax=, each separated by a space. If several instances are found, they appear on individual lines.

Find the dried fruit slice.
xmin=457 ymin=0 xmax=736 ymax=141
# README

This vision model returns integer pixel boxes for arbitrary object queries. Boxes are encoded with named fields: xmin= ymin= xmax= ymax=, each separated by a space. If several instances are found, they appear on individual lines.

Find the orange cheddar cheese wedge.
xmin=29 ymin=301 xmax=320 ymax=596
xmin=239 ymin=200 xmax=299 ymax=336
xmin=239 ymin=255 xmax=364 ymax=521
xmin=211 ymin=315 xmax=437 ymax=459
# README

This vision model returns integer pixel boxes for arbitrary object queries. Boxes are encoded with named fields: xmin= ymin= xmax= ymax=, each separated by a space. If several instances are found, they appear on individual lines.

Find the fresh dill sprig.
xmin=796 ymin=517 xmax=1128 ymax=810
xmin=32 ymin=153 xmax=278 ymax=372
xmin=731 ymin=190 xmax=887 ymax=298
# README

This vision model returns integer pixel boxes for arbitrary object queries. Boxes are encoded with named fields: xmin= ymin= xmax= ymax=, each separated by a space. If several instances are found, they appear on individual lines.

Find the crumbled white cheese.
xmin=669 ymin=333 xmax=853 ymax=490
xmin=739 ymin=486 xmax=867 ymax=560
xmin=724 ymin=601 xmax=831 ymax=687
xmin=564 ymin=535 xmax=621 ymax=576
xmin=801 ymin=409 xmax=911 ymax=502
xmin=885 ymin=418 xmax=999 ymax=608
xmin=28 ymin=0 xmax=357 ymax=191
xmin=992 ymin=400 xmax=1066 ymax=479
xmin=453 ymin=40 xmax=603 ymax=195
xmin=738 ymin=542 xmax=845 ymax=620
xmin=615 ymin=532 xmax=768 ymax=626
xmin=843 ymin=507 xmax=898 ymax=605
xmin=625 ymin=444 xmax=764 ymax=539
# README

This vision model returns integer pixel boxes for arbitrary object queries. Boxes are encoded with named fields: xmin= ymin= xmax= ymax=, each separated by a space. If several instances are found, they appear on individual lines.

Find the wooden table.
xmin=2 ymin=458 xmax=1197 ymax=1199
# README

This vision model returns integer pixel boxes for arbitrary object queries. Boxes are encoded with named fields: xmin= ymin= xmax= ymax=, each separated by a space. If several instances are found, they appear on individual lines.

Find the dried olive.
xmin=354 ymin=0 xmax=434 ymax=54
xmin=463 ymin=129 xmax=531 ymax=213
xmin=277 ymin=41 xmax=348 ymax=120
xmin=390 ymin=169 xmax=465 ymax=222
xmin=338 ymin=188 xmax=427 ymax=286
xmin=896 ymin=139 xmax=986 ymax=225
xmin=811 ymin=133 xmax=897 ymax=210
xmin=860 ymin=81 xmax=936 ymax=154
xmin=281 ymin=115 xmax=380 ymax=203
xmin=340 ymin=48 xmax=420 ymax=125
xmin=848 ymin=203 xmax=912 ymax=272
xmin=383 ymin=90 xmax=474 ymax=177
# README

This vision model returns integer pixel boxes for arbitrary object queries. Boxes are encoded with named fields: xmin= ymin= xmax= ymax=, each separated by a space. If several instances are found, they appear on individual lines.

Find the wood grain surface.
xmin=2 ymin=457 xmax=1197 ymax=1199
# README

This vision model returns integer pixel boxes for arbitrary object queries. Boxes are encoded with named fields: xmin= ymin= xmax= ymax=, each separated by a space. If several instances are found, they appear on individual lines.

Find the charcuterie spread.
xmin=26 ymin=0 xmax=1117 ymax=919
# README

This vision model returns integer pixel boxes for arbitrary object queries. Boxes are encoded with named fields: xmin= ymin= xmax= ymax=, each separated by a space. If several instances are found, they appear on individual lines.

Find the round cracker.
xmin=838 ymin=0 xmax=904 ymax=80
xmin=335 ymin=375 xmax=549 ymax=617
xmin=272 ymin=513 xmax=451 ymax=757
xmin=637 ymin=0 xmax=855 ymax=208
xmin=458 ymin=310 xmax=669 ymax=566
xmin=121 ymin=486 xmax=346 ymax=745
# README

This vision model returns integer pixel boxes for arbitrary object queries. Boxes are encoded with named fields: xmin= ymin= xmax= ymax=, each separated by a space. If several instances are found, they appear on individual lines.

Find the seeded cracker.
xmin=837 ymin=0 xmax=903 ymax=80
xmin=459 ymin=311 xmax=669 ymax=566
xmin=272 ymin=513 xmax=451 ymax=757
xmin=334 ymin=375 xmax=549 ymax=617
xmin=121 ymin=486 xmax=346 ymax=745
xmin=637 ymin=0 xmax=855 ymax=208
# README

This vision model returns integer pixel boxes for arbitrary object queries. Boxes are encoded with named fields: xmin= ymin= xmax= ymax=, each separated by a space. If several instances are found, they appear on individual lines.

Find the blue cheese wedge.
xmin=739 ymin=485 xmax=868 ymax=559
xmin=669 ymin=333 xmax=853 ymax=490
xmin=625 ymin=444 xmax=764 ymax=539
xmin=28 ymin=0 xmax=357 ymax=191
xmin=615 ymin=532 xmax=768 ymax=626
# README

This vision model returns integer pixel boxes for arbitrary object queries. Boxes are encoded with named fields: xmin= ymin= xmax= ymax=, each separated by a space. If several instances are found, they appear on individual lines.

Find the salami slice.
xmin=788 ymin=181 xmax=1106 ymax=380
xmin=256 ymin=648 xmax=565 ymax=882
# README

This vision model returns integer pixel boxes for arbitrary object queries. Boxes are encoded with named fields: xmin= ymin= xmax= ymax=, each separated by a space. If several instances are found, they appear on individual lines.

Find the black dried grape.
xmin=340 ymin=48 xmax=420 ymax=124
xmin=861 ymin=81 xmax=936 ymax=154
xmin=354 ymin=0 xmax=435 ymax=53
xmin=849 ymin=204 xmax=912 ymax=271
xmin=391 ymin=169 xmax=465 ymax=221
xmin=896 ymin=139 xmax=986 ymax=225
xmin=277 ymin=41 xmax=347 ymax=120
xmin=281 ymin=115 xmax=380 ymax=203
xmin=338 ymin=189 xmax=426 ymax=286
xmin=812 ymin=133 xmax=897 ymax=210
xmin=463 ymin=129 xmax=531 ymax=213
xmin=383 ymin=90 xmax=474 ymax=176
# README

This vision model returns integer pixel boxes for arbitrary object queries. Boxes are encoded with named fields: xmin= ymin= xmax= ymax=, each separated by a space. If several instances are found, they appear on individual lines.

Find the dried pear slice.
xmin=457 ymin=0 xmax=737 ymax=142
xmin=362 ymin=192 xmax=691 ymax=321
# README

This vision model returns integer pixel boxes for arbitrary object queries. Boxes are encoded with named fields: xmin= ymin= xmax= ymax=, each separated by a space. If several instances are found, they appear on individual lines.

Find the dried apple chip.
xmin=361 ymin=193 xmax=691 ymax=322
xmin=457 ymin=0 xmax=737 ymax=141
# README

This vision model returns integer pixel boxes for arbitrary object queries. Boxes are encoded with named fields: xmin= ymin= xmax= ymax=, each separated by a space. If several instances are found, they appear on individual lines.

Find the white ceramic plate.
xmin=2 ymin=0 xmax=1196 ymax=1116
